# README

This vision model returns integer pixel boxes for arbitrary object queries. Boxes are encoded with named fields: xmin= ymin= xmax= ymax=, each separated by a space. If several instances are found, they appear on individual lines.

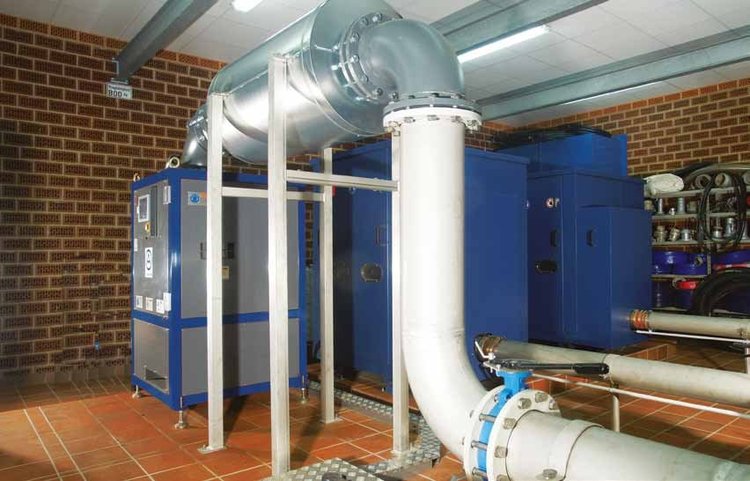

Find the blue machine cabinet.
xmin=525 ymin=169 xmax=651 ymax=349
xmin=328 ymin=141 xmax=528 ymax=386
xmin=130 ymin=169 xmax=306 ymax=411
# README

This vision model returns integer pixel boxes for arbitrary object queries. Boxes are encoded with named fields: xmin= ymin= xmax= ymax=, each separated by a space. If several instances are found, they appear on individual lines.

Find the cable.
xmin=695 ymin=171 xmax=747 ymax=253
xmin=689 ymin=268 xmax=750 ymax=316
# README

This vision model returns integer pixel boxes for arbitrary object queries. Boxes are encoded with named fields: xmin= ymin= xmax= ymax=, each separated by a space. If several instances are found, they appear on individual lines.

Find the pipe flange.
xmin=463 ymin=389 xmax=560 ymax=481
xmin=462 ymin=386 xmax=505 ymax=481
xmin=384 ymin=93 xmax=480 ymax=117
xmin=486 ymin=390 xmax=561 ymax=481
xmin=383 ymin=106 xmax=481 ymax=132
xmin=337 ymin=11 xmax=397 ymax=103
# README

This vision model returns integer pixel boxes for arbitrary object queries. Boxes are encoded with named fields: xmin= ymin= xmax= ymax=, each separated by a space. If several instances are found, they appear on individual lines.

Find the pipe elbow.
xmin=358 ymin=19 xmax=465 ymax=100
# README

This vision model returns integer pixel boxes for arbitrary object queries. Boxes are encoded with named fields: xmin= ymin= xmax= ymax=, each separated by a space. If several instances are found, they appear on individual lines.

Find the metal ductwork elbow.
xmin=178 ymin=0 xmax=476 ymax=167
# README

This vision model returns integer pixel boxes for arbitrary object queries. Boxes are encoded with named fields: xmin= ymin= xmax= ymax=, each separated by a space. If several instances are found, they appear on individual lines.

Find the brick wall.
xmin=0 ymin=13 xmax=236 ymax=383
xmin=0 ymin=13 xmax=505 ymax=384
xmin=521 ymin=79 xmax=750 ymax=176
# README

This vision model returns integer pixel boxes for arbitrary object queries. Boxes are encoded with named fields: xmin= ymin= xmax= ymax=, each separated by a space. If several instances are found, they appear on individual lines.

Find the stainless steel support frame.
xmin=268 ymin=55 xmax=291 ymax=476
xmin=320 ymin=148 xmax=336 ymax=425
xmin=201 ymin=92 xmax=226 ymax=454
xmin=286 ymin=171 xmax=397 ymax=191
xmin=390 ymin=132 xmax=410 ymax=456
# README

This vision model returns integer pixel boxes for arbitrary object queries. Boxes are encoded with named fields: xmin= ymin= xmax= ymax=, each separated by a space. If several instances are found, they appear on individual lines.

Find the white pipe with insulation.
xmin=386 ymin=107 xmax=485 ymax=457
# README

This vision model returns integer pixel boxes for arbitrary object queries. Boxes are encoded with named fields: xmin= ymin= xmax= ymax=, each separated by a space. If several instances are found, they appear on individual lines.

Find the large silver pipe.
xmin=508 ymin=412 xmax=750 ymax=481
xmin=180 ymin=0 xmax=473 ymax=166
xmin=631 ymin=309 xmax=750 ymax=340
xmin=477 ymin=336 xmax=750 ymax=408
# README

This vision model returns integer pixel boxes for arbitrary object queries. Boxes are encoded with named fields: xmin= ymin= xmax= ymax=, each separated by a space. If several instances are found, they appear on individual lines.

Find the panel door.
xmin=527 ymin=176 xmax=564 ymax=342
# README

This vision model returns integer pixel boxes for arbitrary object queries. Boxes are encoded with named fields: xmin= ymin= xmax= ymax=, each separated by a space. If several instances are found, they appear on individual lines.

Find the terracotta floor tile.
xmin=83 ymin=460 xmax=147 ymax=481
xmin=357 ymin=418 xmax=392 ymax=433
xmin=151 ymin=462 xmax=215 ymax=481
xmin=123 ymin=434 xmax=178 ymax=457
xmin=223 ymin=465 xmax=271 ymax=481
xmin=191 ymin=446 xmax=264 ymax=476
xmin=73 ymin=445 xmax=130 ymax=469
xmin=310 ymin=443 xmax=371 ymax=464
xmin=679 ymin=417 xmax=725 ymax=434
xmin=64 ymin=433 xmax=118 ymax=454
xmin=325 ymin=421 xmax=378 ymax=441
xmin=138 ymin=448 xmax=195 ymax=474
xmin=351 ymin=433 xmax=392 ymax=454
xmin=0 ymin=460 xmax=59 ymax=481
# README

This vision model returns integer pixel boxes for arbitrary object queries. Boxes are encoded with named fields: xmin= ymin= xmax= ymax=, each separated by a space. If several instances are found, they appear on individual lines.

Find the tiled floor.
xmin=2 ymin=339 xmax=750 ymax=481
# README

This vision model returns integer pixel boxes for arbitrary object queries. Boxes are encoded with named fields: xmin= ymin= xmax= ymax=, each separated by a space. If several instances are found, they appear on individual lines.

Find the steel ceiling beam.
xmin=113 ymin=0 xmax=217 ymax=82
xmin=434 ymin=0 xmax=605 ymax=55
xmin=479 ymin=25 xmax=750 ymax=120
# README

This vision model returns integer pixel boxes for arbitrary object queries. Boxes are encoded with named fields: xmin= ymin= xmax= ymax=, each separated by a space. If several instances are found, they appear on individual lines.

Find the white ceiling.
xmin=1 ymin=0 xmax=749 ymax=125
xmin=462 ymin=0 xmax=750 ymax=125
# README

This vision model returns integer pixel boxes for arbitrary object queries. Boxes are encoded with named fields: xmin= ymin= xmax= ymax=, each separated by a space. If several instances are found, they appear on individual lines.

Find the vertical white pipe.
xmin=204 ymin=92 xmax=226 ymax=453
xmin=320 ymin=147 xmax=336 ymax=424
xmin=394 ymin=109 xmax=485 ymax=457
xmin=390 ymin=134 xmax=410 ymax=455
xmin=268 ymin=55 xmax=290 ymax=476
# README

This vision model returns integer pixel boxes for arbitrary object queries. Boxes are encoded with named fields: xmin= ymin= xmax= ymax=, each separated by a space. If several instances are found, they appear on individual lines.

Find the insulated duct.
xmin=180 ymin=0 xmax=473 ymax=166
xmin=180 ymin=0 xmax=750 ymax=478
xmin=476 ymin=336 xmax=750 ymax=408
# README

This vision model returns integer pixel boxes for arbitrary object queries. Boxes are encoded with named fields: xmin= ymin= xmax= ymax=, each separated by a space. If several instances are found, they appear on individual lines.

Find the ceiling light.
xmin=231 ymin=0 xmax=263 ymax=13
xmin=458 ymin=25 xmax=549 ymax=63
xmin=562 ymin=82 xmax=661 ymax=105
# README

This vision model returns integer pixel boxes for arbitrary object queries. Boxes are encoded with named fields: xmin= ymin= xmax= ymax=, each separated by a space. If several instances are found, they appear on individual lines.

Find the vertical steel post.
xmin=390 ymin=133 xmax=410 ymax=455
xmin=745 ymin=346 xmax=750 ymax=375
xmin=268 ymin=55 xmax=290 ymax=476
xmin=611 ymin=392 xmax=621 ymax=432
xmin=202 ymin=92 xmax=226 ymax=453
xmin=320 ymin=147 xmax=336 ymax=424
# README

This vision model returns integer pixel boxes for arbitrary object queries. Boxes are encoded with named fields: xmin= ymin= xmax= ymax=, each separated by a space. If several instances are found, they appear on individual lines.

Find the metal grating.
xmin=272 ymin=458 xmax=383 ymax=481
xmin=308 ymin=380 xmax=441 ymax=474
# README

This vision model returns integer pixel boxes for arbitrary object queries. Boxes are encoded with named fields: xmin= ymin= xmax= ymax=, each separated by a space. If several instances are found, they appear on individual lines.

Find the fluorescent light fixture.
xmin=458 ymin=25 xmax=549 ymax=63
xmin=231 ymin=0 xmax=263 ymax=13
xmin=563 ymin=82 xmax=661 ymax=105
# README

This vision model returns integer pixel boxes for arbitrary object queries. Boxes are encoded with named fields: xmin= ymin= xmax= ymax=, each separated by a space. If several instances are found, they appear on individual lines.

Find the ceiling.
xmin=1 ymin=0 xmax=749 ymax=126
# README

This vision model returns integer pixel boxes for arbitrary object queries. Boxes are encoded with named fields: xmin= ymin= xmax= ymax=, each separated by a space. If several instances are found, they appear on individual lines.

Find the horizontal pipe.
xmin=631 ymin=310 xmax=750 ymax=340
xmin=478 ymin=337 xmax=750 ymax=408
xmin=508 ymin=412 xmax=750 ymax=481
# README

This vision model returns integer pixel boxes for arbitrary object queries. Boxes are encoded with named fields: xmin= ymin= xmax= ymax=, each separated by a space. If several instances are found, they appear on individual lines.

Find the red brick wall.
xmin=522 ymin=79 xmax=750 ymax=176
xmin=0 ymin=13 xmax=506 ymax=383
xmin=0 ymin=13 xmax=237 ymax=383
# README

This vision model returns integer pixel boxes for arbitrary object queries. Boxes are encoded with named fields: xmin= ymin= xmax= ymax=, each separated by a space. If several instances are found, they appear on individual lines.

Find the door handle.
xmin=535 ymin=260 xmax=558 ymax=274
xmin=550 ymin=229 xmax=558 ymax=247
xmin=587 ymin=229 xmax=596 ymax=246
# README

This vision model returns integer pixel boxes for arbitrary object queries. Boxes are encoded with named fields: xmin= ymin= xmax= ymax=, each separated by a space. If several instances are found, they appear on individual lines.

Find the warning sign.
xmin=144 ymin=247 xmax=153 ymax=279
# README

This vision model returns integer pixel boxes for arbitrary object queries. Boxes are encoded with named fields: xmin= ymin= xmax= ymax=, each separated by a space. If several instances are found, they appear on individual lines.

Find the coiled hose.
xmin=689 ymin=268 xmax=750 ymax=315
xmin=696 ymin=171 xmax=747 ymax=252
